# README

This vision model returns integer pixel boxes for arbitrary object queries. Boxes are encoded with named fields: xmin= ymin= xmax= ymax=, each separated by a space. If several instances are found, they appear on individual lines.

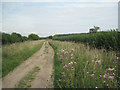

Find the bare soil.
xmin=2 ymin=41 xmax=54 ymax=88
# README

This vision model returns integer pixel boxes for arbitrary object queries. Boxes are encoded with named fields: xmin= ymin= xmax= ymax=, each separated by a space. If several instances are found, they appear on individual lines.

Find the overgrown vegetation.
xmin=53 ymin=30 xmax=120 ymax=51
xmin=15 ymin=67 xmax=40 ymax=88
xmin=49 ymin=40 xmax=119 ymax=88
xmin=2 ymin=40 xmax=44 ymax=77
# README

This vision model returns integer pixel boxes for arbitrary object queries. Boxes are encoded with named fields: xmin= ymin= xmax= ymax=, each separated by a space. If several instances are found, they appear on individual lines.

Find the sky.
xmin=1 ymin=0 xmax=119 ymax=37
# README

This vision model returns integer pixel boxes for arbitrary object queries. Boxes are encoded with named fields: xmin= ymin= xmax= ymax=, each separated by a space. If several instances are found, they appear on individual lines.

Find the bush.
xmin=11 ymin=32 xmax=23 ymax=43
xmin=28 ymin=34 xmax=40 ymax=40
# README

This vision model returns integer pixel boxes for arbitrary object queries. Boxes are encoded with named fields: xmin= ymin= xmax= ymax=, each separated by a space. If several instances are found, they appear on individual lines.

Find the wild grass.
xmin=44 ymin=41 xmax=49 ymax=54
xmin=49 ymin=40 xmax=119 ymax=88
xmin=2 ymin=40 xmax=44 ymax=77
xmin=15 ymin=67 xmax=40 ymax=88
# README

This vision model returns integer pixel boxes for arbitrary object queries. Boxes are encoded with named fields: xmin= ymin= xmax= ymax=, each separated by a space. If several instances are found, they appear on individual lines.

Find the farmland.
xmin=1 ymin=31 xmax=120 ymax=88
xmin=53 ymin=31 xmax=120 ymax=51
xmin=1 ymin=1 xmax=119 ymax=88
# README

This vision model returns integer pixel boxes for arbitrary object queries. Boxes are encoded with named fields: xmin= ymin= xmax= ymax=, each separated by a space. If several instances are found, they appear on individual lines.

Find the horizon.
xmin=1 ymin=28 xmax=118 ymax=38
xmin=1 ymin=0 xmax=118 ymax=37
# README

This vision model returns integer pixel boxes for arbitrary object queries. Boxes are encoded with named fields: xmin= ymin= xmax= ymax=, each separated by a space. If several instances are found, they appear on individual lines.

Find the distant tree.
xmin=28 ymin=34 xmax=40 ymax=40
xmin=89 ymin=28 xmax=95 ymax=33
xmin=11 ymin=32 xmax=23 ymax=43
xmin=22 ymin=36 xmax=28 ymax=41
xmin=2 ymin=32 xmax=28 ymax=44
xmin=2 ymin=33 xmax=12 ymax=44
xmin=89 ymin=26 xmax=100 ymax=33
xmin=48 ymin=36 xmax=53 ymax=39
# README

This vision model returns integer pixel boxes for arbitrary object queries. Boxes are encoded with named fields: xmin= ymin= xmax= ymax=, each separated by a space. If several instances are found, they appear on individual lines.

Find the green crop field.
xmin=53 ymin=31 xmax=120 ymax=51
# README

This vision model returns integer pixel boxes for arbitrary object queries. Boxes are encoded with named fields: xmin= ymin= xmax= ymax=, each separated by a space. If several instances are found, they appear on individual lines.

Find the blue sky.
xmin=2 ymin=0 xmax=118 ymax=37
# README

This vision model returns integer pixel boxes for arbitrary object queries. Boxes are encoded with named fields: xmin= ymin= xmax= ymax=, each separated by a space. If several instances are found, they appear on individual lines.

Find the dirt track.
xmin=2 ymin=41 xmax=54 ymax=88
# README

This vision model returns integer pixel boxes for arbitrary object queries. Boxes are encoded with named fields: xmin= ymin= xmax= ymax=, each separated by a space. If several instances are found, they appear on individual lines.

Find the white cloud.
xmin=0 ymin=3 xmax=2 ymax=32
xmin=1 ymin=0 xmax=119 ymax=2
xmin=2 ymin=2 xmax=118 ymax=37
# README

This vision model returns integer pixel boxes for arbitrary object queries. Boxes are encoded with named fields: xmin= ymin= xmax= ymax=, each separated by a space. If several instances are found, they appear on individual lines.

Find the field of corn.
xmin=53 ymin=31 xmax=120 ymax=51
xmin=49 ymin=40 xmax=119 ymax=88
xmin=2 ymin=40 xmax=44 ymax=77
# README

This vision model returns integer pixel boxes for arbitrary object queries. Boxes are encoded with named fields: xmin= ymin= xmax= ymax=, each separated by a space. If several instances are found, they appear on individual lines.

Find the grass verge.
xmin=49 ymin=40 xmax=119 ymax=88
xmin=49 ymin=41 xmax=59 ymax=88
xmin=2 ymin=40 xmax=44 ymax=77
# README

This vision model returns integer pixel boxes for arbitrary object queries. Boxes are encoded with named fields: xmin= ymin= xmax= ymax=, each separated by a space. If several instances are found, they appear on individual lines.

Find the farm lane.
xmin=2 ymin=41 xmax=54 ymax=88
xmin=31 ymin=41 xmax=54 ymax=88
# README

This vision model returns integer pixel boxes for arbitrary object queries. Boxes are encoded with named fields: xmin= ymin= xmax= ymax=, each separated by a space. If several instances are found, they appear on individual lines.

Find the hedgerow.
xmin=2 ymin=32 xmax=40 ymax=44
xmin=2 ymin=32 xmax=28 ymax=44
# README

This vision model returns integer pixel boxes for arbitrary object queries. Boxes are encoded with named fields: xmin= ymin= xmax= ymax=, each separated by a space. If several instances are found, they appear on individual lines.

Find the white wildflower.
xmin=92 ymin=60 xmax=94 ymax=62
xmin=69 ymin=61 xmax=73 ymax=66
xmin=71 ymin=54 xmax=74 ymax=57
xmin=94 ymin=55 xmax=98 ymax=60
xmin=71 ymin=57 xmax=74 ymax=60
xmin=58 ymin=79 xmax=61 ymax=82
xmin=87 ymin=72 xmax=89 ymax=74
xmin=106 ymin=68 xmax=115 ymax=72
xmin=74 ymin=62 xmax=77 ymax=64
xmin=117 ymin=57 xmax=119 ymax=60
xmin=103 ymin=81 xmax=106 ymax=83
xmin=103 ymin=74 xmax=107 ymax=79
xmin=108 ymin=76 xmax=114 ymax=80
xmin=71 ymin=48 xmax=75 ymax=52
xmin=64 ymin=51 xmax=68 ymax=54
xmin=71 ymin=67 xmax=74 ymax=70
xmin=63 ymin=65 xmax=67 ymax=69
xmin=91 ymin=74 xmax=94 ymax=77
xmin=60 ymin=49 xmax=64 ymax=53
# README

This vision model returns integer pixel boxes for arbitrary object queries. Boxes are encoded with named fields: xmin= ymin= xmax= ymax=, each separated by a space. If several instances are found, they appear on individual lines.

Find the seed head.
xmin=117 ymin=57 xmax=119 ymax=60
xmin=91 ymin=74 xmax=94 ymax=77
xmin=108 ymin=76 xmax=114 ymax=80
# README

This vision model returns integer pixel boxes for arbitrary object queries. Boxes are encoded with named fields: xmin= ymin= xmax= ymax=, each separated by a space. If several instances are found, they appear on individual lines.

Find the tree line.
xmin=1 ymin=32 xmax=40 ymax=44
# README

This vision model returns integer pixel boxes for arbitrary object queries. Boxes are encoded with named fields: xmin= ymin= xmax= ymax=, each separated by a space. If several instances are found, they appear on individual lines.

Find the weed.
xmin=15 ymin=66 xmax=40 ymax=88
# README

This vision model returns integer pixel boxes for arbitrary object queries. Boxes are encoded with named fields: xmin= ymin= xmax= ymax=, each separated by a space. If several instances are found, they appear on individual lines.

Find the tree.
xmin=28 ymin=33 xmax=40 ymax=40
xmin=48 ymin=36 xmax=53 ymax=39
xmin=2 ymin=33 xmax=12 ymax=44
xmin=2 ymin=32 xmax=28 ymax=44
xmin=89 ymin=26 xmax=100 ymax=33
xmin=22 ymin=36 xmax=28 ymax=41
xmin=11 ymin=32 xmax=23 ymax=43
